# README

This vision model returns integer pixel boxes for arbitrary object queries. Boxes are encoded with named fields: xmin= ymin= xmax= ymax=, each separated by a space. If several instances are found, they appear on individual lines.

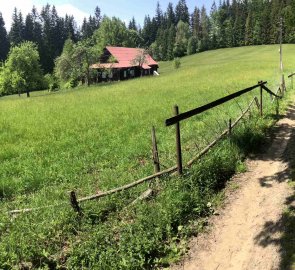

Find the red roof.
xmin=91 ymin=46 xmax=158 ymax=70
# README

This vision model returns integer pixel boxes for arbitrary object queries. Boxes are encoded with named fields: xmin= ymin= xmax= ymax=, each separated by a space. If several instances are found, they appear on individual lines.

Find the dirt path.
xmin=172 ymin=105 xmax=295 ymax=270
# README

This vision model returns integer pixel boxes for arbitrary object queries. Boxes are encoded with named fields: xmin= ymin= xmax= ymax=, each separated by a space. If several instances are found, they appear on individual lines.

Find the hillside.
xmin=1 ymin=45 xmax=294 ymax=269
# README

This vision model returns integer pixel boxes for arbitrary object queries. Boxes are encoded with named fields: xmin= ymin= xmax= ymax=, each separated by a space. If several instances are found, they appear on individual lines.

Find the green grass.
xmin=1 ymin=44 xmax=295 ymax=269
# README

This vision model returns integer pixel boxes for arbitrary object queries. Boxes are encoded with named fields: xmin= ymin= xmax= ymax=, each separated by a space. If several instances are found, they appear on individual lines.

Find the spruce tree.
xmin=0 ymin=12 xmax=9 ymax=62
xmin=175 ymin=0 xmax=190 ymax=24
xmin=166 ymin=2 xmax=175 ymax=27
xmin=9 ymin=8 xmax=25 ymax=46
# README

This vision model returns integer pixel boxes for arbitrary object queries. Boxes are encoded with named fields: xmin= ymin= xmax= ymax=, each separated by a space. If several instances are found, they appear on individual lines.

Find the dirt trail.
xmin=172 ymin=105 xmax=295 ymax=270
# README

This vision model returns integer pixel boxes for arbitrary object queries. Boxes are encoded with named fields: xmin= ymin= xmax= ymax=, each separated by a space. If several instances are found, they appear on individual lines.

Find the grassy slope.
xmin=1 ymin=45 xmax=295 ymax=200
xmin=1 ymin=45 xmax=295 ymax=268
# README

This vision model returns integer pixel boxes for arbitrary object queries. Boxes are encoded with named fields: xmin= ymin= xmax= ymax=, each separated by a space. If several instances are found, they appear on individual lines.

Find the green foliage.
xmin=0 ymin=12 xmax=9 ymax=62
xmin=0 ymin=41 xmax=44 ymax=96
xmin=173 ymin=57 xmax=181 ymax=69
xmin=55 ymin=38 xmax=100 ymax=87
xmin=0 ymin=45 xmax=295 ymax=268
xmin=174 ymin=20 xmax=190 ymax=57
xmin=44 ymin=73 xmax=59 ymax=91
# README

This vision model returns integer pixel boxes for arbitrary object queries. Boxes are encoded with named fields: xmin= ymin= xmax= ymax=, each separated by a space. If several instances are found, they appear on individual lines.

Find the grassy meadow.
xmin=1 ymin=45 xmax=295 ymax=269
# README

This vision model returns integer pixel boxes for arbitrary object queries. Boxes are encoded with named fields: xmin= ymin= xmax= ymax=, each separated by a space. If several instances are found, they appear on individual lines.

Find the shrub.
xmin=174 ymin=58 xmax=181 ymax=69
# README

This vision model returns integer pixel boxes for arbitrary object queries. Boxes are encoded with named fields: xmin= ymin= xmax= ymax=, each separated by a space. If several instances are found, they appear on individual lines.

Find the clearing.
xmin=1 ymin=45 xmax=295 ymax=268
xmin=173 ymin=105 xmax=295 ymax=269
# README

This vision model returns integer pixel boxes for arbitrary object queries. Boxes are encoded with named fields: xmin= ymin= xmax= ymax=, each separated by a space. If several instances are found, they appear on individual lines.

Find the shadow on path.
xmin=254 ymin=105 xmax=295 ymax=270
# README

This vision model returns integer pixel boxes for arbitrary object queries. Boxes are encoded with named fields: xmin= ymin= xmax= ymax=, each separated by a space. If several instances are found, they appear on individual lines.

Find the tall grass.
xmin=0 ymin=45 xmax=294 ymax=268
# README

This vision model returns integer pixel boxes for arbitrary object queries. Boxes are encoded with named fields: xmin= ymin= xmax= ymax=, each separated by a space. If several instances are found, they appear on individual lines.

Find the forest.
xmin=0 ymin=0 xmax=294 ymax=96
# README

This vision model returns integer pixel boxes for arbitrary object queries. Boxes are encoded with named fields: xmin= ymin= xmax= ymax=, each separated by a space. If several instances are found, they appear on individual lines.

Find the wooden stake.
xmin=174 ymin=105 xmax=183 ymax=175
xmin=282 ymin=74 xmax=286 ymax=92
xmin=151 ymin=126 xmax=160 ymax=173
xmin=70 ymin=191 xmax=82 ymax=214
xmin=254 ymin=96 xmax=260 ymax=110
xmin=259 ymin=81 xmax=263 ymax=117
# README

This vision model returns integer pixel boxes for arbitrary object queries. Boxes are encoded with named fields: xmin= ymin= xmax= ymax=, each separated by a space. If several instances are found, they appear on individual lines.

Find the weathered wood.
xmin=174 ymin=105 xmax=183 ymax=175
xmin=70 ymin=191 xmax=82 ymax=214
xmin=187 ymin=97 xmax=256 ymax=167
xmin=254 ymin=96 xmax=260 ymax=110
xmin=130 ymin=189 xmax=153 ymax=205
xmin=8 ymin=203 xmax=66 ymax=215
xmin=282 ymin=74 xmax=286 ymax=93
xmin=151 ymin=126 xmax=160 ymax=173
xmin=261 ymin=85 xmax=281 ymax=99
xmin=259 ymin=81 xmax=263 ymax=117
xmin=165 ymin=82 xmax=267 ymax=126
xmin=78 ymin=165 xmax=178 ymax=203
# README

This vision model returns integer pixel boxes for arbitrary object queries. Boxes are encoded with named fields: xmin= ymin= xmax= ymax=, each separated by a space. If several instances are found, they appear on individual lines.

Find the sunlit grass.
xmin=1 ymin=44 xmax=295 ymax=268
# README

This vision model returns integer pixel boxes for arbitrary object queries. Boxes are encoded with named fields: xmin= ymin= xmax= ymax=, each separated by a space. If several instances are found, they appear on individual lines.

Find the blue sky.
xmin=0 ymin=0 xmax=214 ymax=30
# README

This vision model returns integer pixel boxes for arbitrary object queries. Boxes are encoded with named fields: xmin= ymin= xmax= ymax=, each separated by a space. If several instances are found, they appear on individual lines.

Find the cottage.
xmin=91 ymin=46 xmax=159 ymax=82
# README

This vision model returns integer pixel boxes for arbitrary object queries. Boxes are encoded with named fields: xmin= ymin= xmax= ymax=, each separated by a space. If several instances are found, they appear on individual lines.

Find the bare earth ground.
xmin=172 ymin=105 xmax=295 ymax=270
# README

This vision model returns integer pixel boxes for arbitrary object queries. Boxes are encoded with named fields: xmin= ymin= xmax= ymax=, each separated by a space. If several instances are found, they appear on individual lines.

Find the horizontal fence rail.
xmin=165 ymin=81 xmax=267 ymax=126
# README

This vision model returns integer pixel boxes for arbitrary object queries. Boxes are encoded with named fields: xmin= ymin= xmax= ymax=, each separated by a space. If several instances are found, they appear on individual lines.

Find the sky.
xmin=0 ymin=0 xmax=213 ymax=31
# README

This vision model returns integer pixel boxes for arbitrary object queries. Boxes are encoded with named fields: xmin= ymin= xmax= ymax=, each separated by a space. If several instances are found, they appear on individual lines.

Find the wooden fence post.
xmin=282 ymin=74 xmax=286 ymax=93
xmin=254 ymin=96 xmax=260 ymax=111
xmin=259 ymin=81 xmax=263 ymax=117
xmin=70 ymin=191 xmax=82 ymax=215
xmin=151 ymin=126 xmax=160 ymax=173
xmin=174 ymin=105 xmax=183 ymax=175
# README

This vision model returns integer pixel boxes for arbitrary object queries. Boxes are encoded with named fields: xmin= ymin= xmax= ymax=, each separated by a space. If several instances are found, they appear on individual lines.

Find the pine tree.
xmin=245 ymin=11 xmax=253 ymax=46
xmin=166 ymin=2 xmax=175 ymax=27
xmin=128 ymin=17 xmax=137 ymax=31
xmin=0 ymin=12 xmax=9 ymax=62
xmin=24 ymin=14 xmax=34 ymax=41
xmin=155 ymin=1 xmax=163 ymax=27
xmin=192 ymin=7 xmax=201 ymax=40
xmin=9 ymin=8 xmax=25 ymax=46
xmin=175 ymin=0 xmax=190 ymax=24
xmin=199 ymin=6 xmax=210 ymax=51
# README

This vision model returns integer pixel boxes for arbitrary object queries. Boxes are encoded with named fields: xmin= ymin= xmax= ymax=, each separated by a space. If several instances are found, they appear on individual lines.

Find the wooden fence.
xmin=8 ymin=79 xmax=287 ymax=215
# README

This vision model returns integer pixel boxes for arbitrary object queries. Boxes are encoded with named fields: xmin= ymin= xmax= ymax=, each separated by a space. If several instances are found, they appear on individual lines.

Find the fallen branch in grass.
xmin=130 ymin=189 xmax=153 ymax=206
xmin=78 ymin=166 xmax=177 ymax=203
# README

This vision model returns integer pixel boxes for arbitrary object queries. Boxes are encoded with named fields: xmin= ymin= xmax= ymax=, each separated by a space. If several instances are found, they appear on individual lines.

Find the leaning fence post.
xmin=259 ymin=81 xmax=263 ymax=117
xmin=282 ymin=74 xmax=286 ymax=93
xmin=228 ymin=119 xmax=232 ymax=137
xmin=151 ymin=126 xmax=160 ymax=173
xmin=174 ymin=105 xmax=183 ymax=175
xmin=70 ymin=191 xmax=82 ymax=215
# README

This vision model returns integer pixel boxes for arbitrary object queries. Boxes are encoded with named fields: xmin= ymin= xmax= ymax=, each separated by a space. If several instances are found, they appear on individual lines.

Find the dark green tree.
xmin=9 ymin=8 xmax=25 ymax=46
xmin=0 ymin=12 xmax=9 ymax=62
xmin=175 ymin=0 xmax=190 ymax=24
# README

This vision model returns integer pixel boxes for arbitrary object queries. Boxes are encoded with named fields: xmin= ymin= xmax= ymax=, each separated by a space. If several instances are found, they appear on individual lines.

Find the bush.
xmin=174 ymin=58 xmax=181 ymax=69
xmin=44 ymin=74 xmax=59 ymax=91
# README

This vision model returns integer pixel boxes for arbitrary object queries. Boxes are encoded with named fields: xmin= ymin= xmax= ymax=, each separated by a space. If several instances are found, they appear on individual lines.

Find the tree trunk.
xmin=26 ymin=90 xmax=30 ymax=98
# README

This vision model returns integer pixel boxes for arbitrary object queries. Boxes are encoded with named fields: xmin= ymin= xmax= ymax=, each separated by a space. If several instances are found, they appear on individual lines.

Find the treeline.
xmin=0 ymin=5 xmax=101 ymax=74
xmin=1 ymin=0 xmax=295 ymax=96
xmin=145 ymin=0 xmax=295 ymax=60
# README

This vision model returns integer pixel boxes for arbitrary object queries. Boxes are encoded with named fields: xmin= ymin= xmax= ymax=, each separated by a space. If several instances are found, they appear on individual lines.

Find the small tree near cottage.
xmin=131 ymin=49 xmax=148 ymax=77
